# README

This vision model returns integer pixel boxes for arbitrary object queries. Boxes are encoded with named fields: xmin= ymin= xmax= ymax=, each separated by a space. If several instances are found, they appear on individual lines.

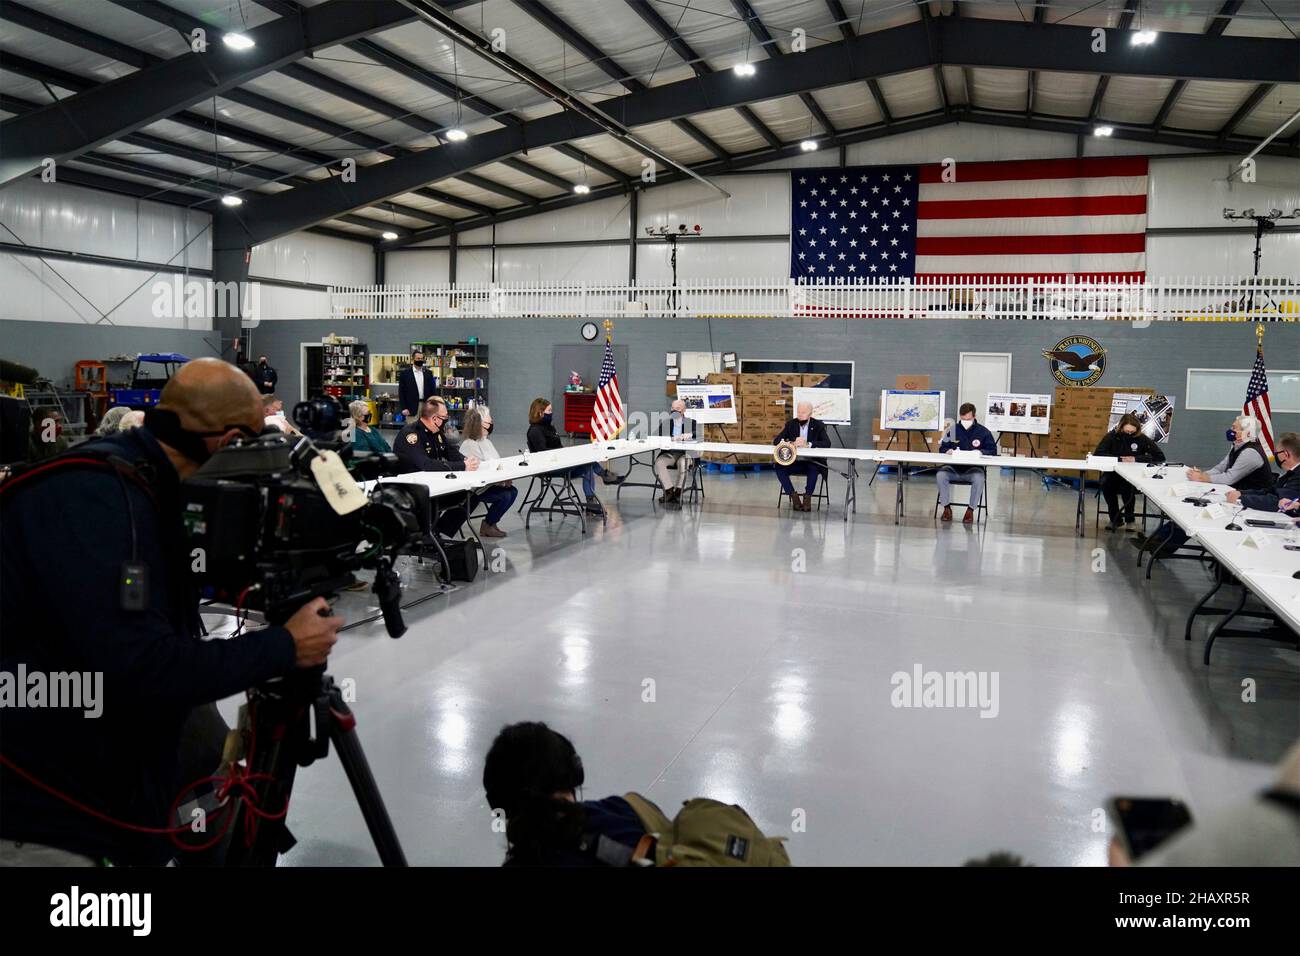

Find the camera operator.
xmin=0 ymin=358 xmax=343 ymax=866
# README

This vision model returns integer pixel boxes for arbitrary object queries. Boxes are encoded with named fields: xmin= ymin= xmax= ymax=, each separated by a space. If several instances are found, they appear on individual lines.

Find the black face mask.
xmin=259 ymin=360 xmax=267 ymax=366
xmin=413 ymin=360 xmax=424 ymax=367
xmin=485 ymin=422 xmax=494 ymax=435
xmin=541 ymin=412 xmax=553 ymax=426
xmin=362 ymin=412 xmax=371 ymax=424
xmin=144 ymin=407 xmax=258 ymax=466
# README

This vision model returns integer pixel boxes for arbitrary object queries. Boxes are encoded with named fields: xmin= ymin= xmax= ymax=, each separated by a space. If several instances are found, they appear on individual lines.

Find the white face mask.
xmin=960 ymin=419 xmax=973 ymax=429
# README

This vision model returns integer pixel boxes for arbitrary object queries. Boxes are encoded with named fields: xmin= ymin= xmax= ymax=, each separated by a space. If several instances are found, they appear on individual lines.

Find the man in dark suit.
xmin=398 ymin=352 xmax=437 ymax=420
xmin=254 ymin=355 xmax=278 ymax=395
xmin=394 ymin=396 xmax=479 ymax=536
xmin=773 ymin=400 xmax=831 ymax=512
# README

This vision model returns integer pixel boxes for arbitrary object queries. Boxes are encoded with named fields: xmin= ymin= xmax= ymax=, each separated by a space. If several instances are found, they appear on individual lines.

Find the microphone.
xmin=1148 ymin=461 xmax=1182 ymax=480
xmin=516 ymin=448 xmax=529 ymax=466
xmin=1225 ymin=502 xmax=1247 ymax=531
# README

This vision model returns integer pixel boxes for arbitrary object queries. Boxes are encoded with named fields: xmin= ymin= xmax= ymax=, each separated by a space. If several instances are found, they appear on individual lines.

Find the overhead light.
xmin=382 ymin=231 xmax=399 ymax=240
xmin=1131 ymin=30 xmax=1157 ymax=46
xmin=1093 ymin=125 xmax=1114 ymax=137
xmin=223 ymin=33 xmax=255 ymax=51
xmin=573 ymin=183 xmax=590 ymax=195
xmin=220 ymin=194 xmax=243 ymax=207
xmin=445 ymin=128 xmax=468 ymax=142
xmin=799 ymin=139 xmax=819 ymax=152
xmin=732 ymin=62 xmax=756 ymax=77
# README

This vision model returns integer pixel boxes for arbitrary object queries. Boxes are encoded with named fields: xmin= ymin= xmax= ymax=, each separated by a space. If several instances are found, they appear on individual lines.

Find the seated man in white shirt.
xmin=654 ymin=399 xmax=697 ymax=505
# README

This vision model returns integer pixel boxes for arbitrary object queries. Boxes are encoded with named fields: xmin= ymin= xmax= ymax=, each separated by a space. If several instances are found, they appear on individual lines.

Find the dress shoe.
xmin=962 ymin=507 xmax=974 ymax=523
xmin=478 ymin=520 xmax=506 ymax=538
xmin=941 ymin=505 xmax=953 ymax=522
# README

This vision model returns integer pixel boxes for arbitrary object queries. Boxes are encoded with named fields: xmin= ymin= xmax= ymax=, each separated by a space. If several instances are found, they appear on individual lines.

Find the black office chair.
xmin=932 ymin=471 xmax=989 ymax=522
xmin=777 ymin=461 xmax=831 ymax=511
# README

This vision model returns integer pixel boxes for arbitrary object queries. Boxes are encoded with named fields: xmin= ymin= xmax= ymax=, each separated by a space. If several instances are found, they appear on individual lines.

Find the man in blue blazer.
xmin=773 ymin=400 xmax=831 ymax=512
xmin=937 ymin=402 xmax=998 ymax=523
xmin=398 ymin=352 xmax=437 ymax=420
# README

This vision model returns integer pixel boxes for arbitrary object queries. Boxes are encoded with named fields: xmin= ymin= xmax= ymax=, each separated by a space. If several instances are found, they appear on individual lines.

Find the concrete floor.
xmin=212 ymin=453 xmax=1300 ymax=866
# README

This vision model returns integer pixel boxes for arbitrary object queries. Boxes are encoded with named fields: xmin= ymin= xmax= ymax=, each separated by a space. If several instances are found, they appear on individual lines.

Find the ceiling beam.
xmin=0 ymin=0 xmax=417 ymax=186
xmin=1150 ymin=1 xmax=1244 ymax=133
xmin=826 ymin=0 xmax=895 ymax=123
xmin=224 ymin=15 xmax=1300 ymax=243
xmin=1086 ymin=6 xmax=1135 ymax=122
xmin=511 ymin=0 xmax=729 ymax=161
xmin=729 ymin=0 xmax=836 ymax=135
xmin=1218 ymin=83 xmax=1277 ymax=141
xmin=624 ymin=0 xmax=783 ymax=150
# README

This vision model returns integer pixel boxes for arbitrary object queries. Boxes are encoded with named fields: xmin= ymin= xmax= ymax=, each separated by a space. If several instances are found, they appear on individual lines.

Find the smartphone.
xmin=1107 ymin=797 xmax=1193 ymax=861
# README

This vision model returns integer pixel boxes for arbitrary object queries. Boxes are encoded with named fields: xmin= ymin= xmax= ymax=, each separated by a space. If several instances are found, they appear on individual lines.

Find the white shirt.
xmin=799 ymin=421 xmax=810 ymax=443
xmin=414 ymin=367 xmax=426 ymax=401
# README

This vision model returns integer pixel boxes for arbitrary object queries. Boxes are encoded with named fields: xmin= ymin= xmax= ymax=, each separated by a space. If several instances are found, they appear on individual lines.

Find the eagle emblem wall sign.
xmin=1043 ymin=335 xmax=1107 ymax=387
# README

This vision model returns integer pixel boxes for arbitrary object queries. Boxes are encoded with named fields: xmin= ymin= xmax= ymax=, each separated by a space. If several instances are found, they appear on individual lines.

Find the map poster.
xmin=1108 ymin=393 xmax=1176 ymax=444
xmin=793 ymin=386 xmax=851 ymax=425
xmin=676 ymin=383 xmax=738 ymax=424
xmin=881 ymin=389 xmax=945 ymax=431
xmin=986 ymin=393 xmax=1051 ymax=435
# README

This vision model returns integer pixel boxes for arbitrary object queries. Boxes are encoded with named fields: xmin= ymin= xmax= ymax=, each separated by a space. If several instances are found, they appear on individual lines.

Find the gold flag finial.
xmin=1256 ymin=322 xmax=1264 ymax=346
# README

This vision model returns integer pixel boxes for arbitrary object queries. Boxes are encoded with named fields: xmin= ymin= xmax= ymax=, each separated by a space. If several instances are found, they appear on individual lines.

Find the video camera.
xmin=179 ymin=400 xmax=430 ymax=637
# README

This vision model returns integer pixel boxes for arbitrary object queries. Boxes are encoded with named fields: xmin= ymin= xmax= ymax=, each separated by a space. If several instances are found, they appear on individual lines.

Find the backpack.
xmin=619 ymin=792 xmax=792 ymax=867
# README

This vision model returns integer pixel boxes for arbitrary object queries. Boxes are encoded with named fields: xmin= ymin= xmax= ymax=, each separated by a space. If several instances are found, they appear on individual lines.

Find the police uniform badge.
xmin=406 ymin=433 xmax=418 ymax=444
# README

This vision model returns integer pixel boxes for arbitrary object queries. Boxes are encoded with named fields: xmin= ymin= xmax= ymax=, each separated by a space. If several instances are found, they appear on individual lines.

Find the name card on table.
xmin=1238 ymin=530 xmax=1274 ymax=550
xmin=951 ymin=450 xmax=983 ymax=462
xmin=1171 ymin=482 xmax=1200 ymax=498
xmin=1199 ymin=503 xmax=1226 ymax=520
xmin=1086 ymin=455 xmax=1119 ymax=468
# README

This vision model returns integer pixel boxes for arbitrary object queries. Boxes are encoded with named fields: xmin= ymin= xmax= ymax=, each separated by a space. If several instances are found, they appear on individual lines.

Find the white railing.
xmin=328 ymin=276 xmax=1300 ymax=322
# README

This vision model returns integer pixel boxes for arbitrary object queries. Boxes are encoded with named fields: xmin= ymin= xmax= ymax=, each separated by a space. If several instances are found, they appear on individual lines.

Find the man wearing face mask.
xmin=1094 ymin=412 xmax=1164 ymax=531
xmin=398 ymin=352 xmax=437 ymax=421
xmin=654 ymin=399 xmax=697 ymax=505
xmin=254 ymin=355 xmax=278 ymax=395
xmin=936 ymin=403 xmax=998 ymax=523
xmin=0 ymin=358 xmax=342 ymax=866
xmin=394 ymin=396 xmax=480 ymax=535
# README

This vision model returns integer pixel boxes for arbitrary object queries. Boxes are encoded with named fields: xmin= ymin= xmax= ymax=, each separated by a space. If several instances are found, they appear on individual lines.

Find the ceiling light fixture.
xmin=1093 ymin=125 xmax=1114 ymax=137
xmin=382 ymin=231 xmax=399 ymax=240
xmin=800 ymin=139 xmax=818 ymax=152
xmin=220 ymin=194 xmax=243 ymax=207
xmin=573 ymin=183 xmax=591 ymax=195
xmin=223 ymin=33 xmax=255 ymax=51
xmin=1131 ymin=30 xmax=1157 ymax=46
xmin=732 ymin=62 xmax=756 ymax=77
xmin=445 ymin=128 xmax=468 ymax=142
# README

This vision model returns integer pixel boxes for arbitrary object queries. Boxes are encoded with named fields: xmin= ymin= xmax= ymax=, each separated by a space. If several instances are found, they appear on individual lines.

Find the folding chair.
xmin=777 ymin=461 xmax=830 ymax=511
xmin=933 ymin=472 xmax=989 ymax=522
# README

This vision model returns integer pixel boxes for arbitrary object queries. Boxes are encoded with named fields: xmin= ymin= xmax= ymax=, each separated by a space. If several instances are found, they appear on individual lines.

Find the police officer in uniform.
xmin=394 ymin=396 xmax=479 ymax=536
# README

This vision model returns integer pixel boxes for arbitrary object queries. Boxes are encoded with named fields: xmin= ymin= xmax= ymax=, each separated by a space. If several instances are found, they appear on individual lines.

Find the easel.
xmin=997 ymin=430 xmax=1040 ymax=485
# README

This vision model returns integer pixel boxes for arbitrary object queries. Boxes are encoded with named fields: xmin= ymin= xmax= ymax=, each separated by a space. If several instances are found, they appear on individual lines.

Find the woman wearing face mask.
xmin=527 ymin=398 xmax=604 ymax=514
xmin=459 ymin=405 xmax=517 ymax=537
xmin=349 ymin=400 xmax=390 ymax=454
xmin=1094 ymin=412 xmax=1163 ymax=531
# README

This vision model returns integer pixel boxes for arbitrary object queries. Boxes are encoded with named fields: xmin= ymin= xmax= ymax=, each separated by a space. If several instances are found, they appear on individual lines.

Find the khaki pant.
xmin=654 ymin=452 xmax=693 ymax=491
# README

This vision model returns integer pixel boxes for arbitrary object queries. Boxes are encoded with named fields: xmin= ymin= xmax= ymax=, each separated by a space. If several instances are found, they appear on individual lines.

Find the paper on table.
xmin=951 ymin=450 xmax=983 ymax=462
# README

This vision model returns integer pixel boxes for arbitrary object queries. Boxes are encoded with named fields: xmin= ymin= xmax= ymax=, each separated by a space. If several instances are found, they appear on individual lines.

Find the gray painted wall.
xmin=5 ymin=317 xmax=1296 ymax=467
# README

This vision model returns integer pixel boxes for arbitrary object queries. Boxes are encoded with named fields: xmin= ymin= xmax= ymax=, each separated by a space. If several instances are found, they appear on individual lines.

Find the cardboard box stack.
xmin=1045 ymin=385 xmax=1154 ymax=480
xmin=698 ymin=371 xmax=800 ymax=464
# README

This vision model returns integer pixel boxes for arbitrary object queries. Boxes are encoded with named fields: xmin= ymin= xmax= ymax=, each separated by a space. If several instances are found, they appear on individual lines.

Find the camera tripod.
xmin=224 ymin=564 xmax=408 ymax=866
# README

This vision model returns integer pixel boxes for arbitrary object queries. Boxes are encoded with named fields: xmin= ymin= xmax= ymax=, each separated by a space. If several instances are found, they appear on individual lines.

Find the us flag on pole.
xmin=790 ymin=157 xmax=1148 ymax=281
xmin=1244 ymin=339 xmax=1275 ymax=459
xmin=590 ymin=332 xmax=624 ymax=441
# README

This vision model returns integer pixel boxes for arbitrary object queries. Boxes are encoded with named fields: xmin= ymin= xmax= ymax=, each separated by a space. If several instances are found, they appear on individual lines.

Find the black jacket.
xmin=773 ymin=417 xmax=831 ymax=448
xmin=0 ymin=428 xmax=296 ymax=864
xmin=1239 ymin=464 xmax=1300 ymax=512
xmin=1093 ymin=429 xmax=1165 ymax=464
xmin=398 ymin=366 xmax=437 ymax=417
xmin=255 ymin=362 xmax=278 ymax=394
xmin=527 ymin=419 xmax=565 ymax=454
xmin=393 ymin=418 xmax=465 ymax=472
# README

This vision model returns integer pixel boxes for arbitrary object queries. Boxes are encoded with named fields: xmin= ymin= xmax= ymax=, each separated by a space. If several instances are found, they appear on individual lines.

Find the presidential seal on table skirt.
xmin=773 ymin=440 xmax=798 ymax=466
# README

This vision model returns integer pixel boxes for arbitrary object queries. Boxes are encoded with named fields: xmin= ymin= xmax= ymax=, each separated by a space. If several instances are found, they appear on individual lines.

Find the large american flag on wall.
xmin=790 ymin=157 xmax=1148 ymax=280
